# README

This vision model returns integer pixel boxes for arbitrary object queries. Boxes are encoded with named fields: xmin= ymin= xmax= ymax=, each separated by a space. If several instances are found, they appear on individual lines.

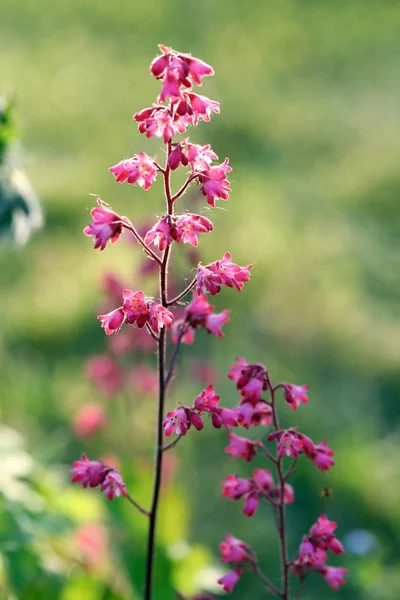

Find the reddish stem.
xmin=170 ymin=174 xmax=197 ymax=203
xmin=270 ymin=385 xmax=290 ymax=600
xmin=166 ymin=276 xmax=197 ymax=306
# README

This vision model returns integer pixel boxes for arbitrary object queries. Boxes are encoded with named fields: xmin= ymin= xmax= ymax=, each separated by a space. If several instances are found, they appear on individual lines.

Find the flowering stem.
xmin=295 ymin=577 xmax=304 ymax=600
xmin=123 ymin=221 xmax=162 ymax=265
xmin=166 ymin=276 xmax=197 ymax=306
xmin=165 ymin=332 xmax=183 ymax=387
xmin=144 ymin=149 xmax=173 ymax=600
xmin=162 ymin=434 xmax=183 ymax=452
xmin=252 ymin=563 xmax=283 ymax=597
xmin=271 ymin=386 xmax=290 ymax=600
xmin=146 ymin=323 xmax=160 ymax=342
xmin=170 ymin=174 xmax=197 ymax=203
xmin=126 ymin=493 xmax=150 ymax=516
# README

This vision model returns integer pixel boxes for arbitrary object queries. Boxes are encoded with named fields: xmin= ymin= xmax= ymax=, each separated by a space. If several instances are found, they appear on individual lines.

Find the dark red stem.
xmin=166 ymin=276 xmax=197 ymax=306
xmin=143 ymin=144 xmax=173 ymax=600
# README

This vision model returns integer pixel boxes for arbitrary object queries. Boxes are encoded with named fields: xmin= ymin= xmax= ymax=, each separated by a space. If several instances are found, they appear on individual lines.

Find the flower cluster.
xmin=70 ymin=455 xmax=127 ymax=500
xmin=172 ymin=293 xmax=229 ymax=344
xmin=98 ymin=289 xmax=174 ymax=335
xmin=222 ymin=469 xmax=294 ymax=517
xmin=163 ymin=384 xmax=238 ymax=437
xmin=197 ymin=253 xmax=252 ymax=296
xmin=217 ymin=535 xmax=254 ymax=593
xmin=292 ymin=515 xmax=347 ymax=590
xmin=144 ymin=213 xmax=213 ymax=251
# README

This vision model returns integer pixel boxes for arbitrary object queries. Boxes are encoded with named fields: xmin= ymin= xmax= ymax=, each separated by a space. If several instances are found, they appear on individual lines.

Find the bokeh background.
xmin=1 ymin=0 xmax=400 ymax=598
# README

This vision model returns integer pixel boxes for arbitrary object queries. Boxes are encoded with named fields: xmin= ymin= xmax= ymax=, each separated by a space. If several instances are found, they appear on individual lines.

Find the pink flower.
xmin=85 ymin=355 xmax=124 ymax=398
xmin=268 ymin=430 xmax=304 ymax=459
xmin=100 ymin=471 xmax=127 ymax=500
xmin=151 ymin=46 xmax=214 ymax=88
xmin=218 ymin=567 xmax=242 ymax=593
xmin=228 ymin=358 xmax=268 ymax=402
xmin=109 ymin=153 xmax=157 ymax=190
xmin=144 ymin=216 xmax=174 ymax=251
xmin=70 ymin=455 xmax=110 ymax=488
xmin=243 ymin=492 xmax=260 ymax=517
xmin=97 ymin=307 xmax=125 ymax=335
xmin=225 ymin=433 xmax=259 ymax=462
xmin=204 ymin=310 xmax=230 ymax=337
xmin=213 ymin=407 xmax=239 ymax=429
xmin=310 ymin=514 xmax=338 ymax=539
xmin=83 ymin=198 xmax=124 ymax=251
xmin=219 ymin=534 xmax=251 ymax=563
xmin=282 ymin=383 xmax=309 ymax=410
xmin=318 ymin=566 xmax=348 ymax=590
xmin=122 ymin=289 xmax=148 ymax=324
xmin=73 ymin=404 xmax=106 ymax=439
xmin=221 ymin=474 xmax=252 ymax=500
xmin=198 ymin=159 xmax=232 ymax=207
xmin=187 ymin=142 xmax=218 ymax=172
xmin=163 ymin=407 xmax=190 ymax=436
xmin=194 ymin=384 xmax=221 ymax=412
xmin=148 ymin=302 xmax=174 ymax=333
xmin=181 ymin=92 xmax=220 ymax=125
xmin=236 ymin=401 xmax=273 ymax=428
xmin=253 ymin=468 xmax=274 ymax=493
xmin=311 ymin=441 xmax=335 ymax=471
xmin=197 ymin=253 xmax=252 ymax=296
xmin=134 ymin=106 xmax=178 ymax=143
xmin=174 ymin=213 xmax=213 ymax=247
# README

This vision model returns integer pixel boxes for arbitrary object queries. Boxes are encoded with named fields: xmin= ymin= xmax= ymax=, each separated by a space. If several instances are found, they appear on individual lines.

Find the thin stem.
xmin=146 ymin=323 xmax=160 ymax=342
xmin=170 ymin=174 xmax=197 ymax=203
xmin=162 ymin=434 xmax=183 ymax=451
xmin=284 ymin=458 xmax=297 ymax=481
xmin=126 ymin=493 xmax=150 ymax=517
xmin=295 ymin=577 xmax=304 ymax=600
xmin=271 ymin=386 xmax=290 ymax=600
xmin=123 ymin=221 xmax=162 ymax=265
xmin=166 ymin=276 xmax=197 ymax=306
xmin=260 ymin=443 xmax=278 ymax=464
xmin=144 ymin=147 xmax=174 ymax=600
xmin=165 ymin=332 xmax=183 ymax=387
xmin=253 ymin=564 xmax=282 ymax=597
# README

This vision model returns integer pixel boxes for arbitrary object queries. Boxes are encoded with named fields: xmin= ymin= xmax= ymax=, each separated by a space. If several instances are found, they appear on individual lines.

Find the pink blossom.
xmin=163 ymin=407 xmax=190 ymax=436
xmin=144 ymin=216 xmax=173 ymax=251
xmin=73 ymin=404 xmax=106 ymax=439
xmin=100 ymin=471 xmax=127 ymax=500
xmin=198 ymin=159 xmax=232 ymax=207
xmin=310 ymin=514 xmax=338 ymax=539
xmin=151 ymin=46 xmax=214 ymax=88
xmin=228 ymin=358 xmax=268 ymax=402
xmin=243 ymin=492 xmax=260 ymax=517
xmin=219 ymin=534 xmax=251 ymax=563
xmin=83 ymin=198 xmax=124 ymax=250
xmin=85 ymin=355 xmax=124 ymax=398
xmin=282 ymin=383 xmax=309 ymax=410
xmin=217 ymin=567 xmax=242 ymax=593
xmin=221 ymin=474 xmax=252 ymax=500
xmin=172 ymin=319 xmax=195 ymax=345
xmin=122 ymin=289 xmax=148 ymax=324
xmin=213 ymin=407 xmax=239 ymax=429
xmin=70 ymin=455 xmax=110 ymax=488
xmin=225 ymin=433 xmax=259 ymax=462
xmin=253 ymin=468 xmax=274 ymax=493
xmin=174 ymin=213 xmax=213 ymax=247
xmin=269 ymin=483 xmax=295 ymax=505
xmin=318 ymin=566 xmax=348 ymax=590
xmin=134 ymin=106 xmax=178 ymax=143
xmin=197 ymin=253 xmax=252 ymax=296
xmin=311 ymin=441 xmax=335 ymax=471
xmin=194 ymin=384 xmax=220 ymax=412
xmin=148 ymin=302 xmax=174 ymax=333
xmin=181 ymin=92 xmax=220 ymax=125
xmin=97 ymin=307 xmax=125 ymax=335
xmin=109 ymin=153 xmax=157 ymax=190
xmin=269 ymin=430 xmax=304 ymax=458
xmin=187 ymin=142 xmax=218 ymax=172
xmin=204 ymin=310 xmax=230 ymax=337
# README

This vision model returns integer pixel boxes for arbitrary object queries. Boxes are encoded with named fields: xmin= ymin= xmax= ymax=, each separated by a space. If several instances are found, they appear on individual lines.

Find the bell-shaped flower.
xmin=84 ymin=198 xmax=124 ymax=250
xmin=109 ymin=152 xmax=157 ymax=190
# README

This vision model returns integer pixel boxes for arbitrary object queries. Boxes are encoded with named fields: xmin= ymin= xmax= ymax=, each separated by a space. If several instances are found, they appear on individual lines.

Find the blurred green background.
xmin=1 ymin=0 xmax=400 ymax=598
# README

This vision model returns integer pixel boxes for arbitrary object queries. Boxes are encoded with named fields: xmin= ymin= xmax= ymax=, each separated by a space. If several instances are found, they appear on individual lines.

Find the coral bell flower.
xmin=134 ymin=106 xmax=177 ymax=143
xmin=318 ymin=566 xmax=348 ymax=590
xmin=198 ymin=159 xmax=232 ymax=207
xmin=100 ymin=471 xmax=127 ymax=500
xmin=221 ymin=475 xmax=252 ymax=500
xmin=282 ymin=383 xmax=309 ymax=410
xmin=217 ymin=567 xmax=242 ymax=593
xmin=174 ymin=213 xmax=213 ymax=247
xmin=197 ymin=253 xmax=252 ymax=295
xmin=163 ymin=407 xmax=191 ymax=436
xmin=144 ymin=216 xmax=174 ymax=251
xmin=148 ymin=302 xmax=174 ymax=333
xmin=311 ymin=441 xmax=335 ymax=471
xmin=183 ymin=92 xmax=220 ymax=125
xmin=219 ymin=534 xmax=251 ymax=564
xmin=122 ymin=289 xmax=148 ymax=324
xmin=70 ymin=455 xmax=109 ymax=488
xmin=225 ymin=433 xmax=259 ymax=462
xmin=73 ymin=403 xmax=106 ymax=439
xmin=108 ymin=153 xmax=157 ymax=190
xmin=84 ymin=198 xmax=124 ymax=251
xmin=204 ymin=310 xmax=230 ymax=338
xmin=97 ymin=307 xmax=125 ymax=335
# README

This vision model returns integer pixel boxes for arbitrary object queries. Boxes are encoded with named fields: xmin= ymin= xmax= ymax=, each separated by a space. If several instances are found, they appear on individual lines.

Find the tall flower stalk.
xmin=71 ymin=46 xmax=347 ymax=599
